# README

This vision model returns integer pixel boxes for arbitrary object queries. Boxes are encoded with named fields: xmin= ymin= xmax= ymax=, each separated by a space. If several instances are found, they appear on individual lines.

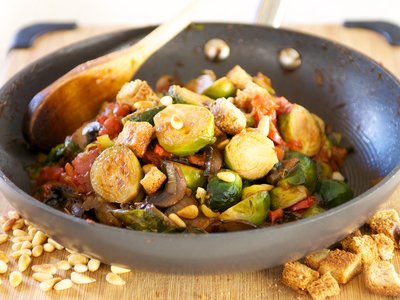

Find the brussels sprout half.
xmin=173 ymin=162 xmax=206 ymax=191
xmin=224 ymin=130 xmax=278 ymax=180
xmin=202 ymin=77 xmax=236 ymax=99
xmin=206 ymin=170 xmax=242 ymax=212
xmin=270 ymin=185 xmax=308 ymax=210
xmin=318 ymin=179 xmax=353 ymax=208
xmin=241 ymin=184 xmax=274 ymax=200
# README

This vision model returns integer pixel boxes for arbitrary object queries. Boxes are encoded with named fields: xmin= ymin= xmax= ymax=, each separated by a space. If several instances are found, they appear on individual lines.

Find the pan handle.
xmin=255 ymin=0 xmax=288 ymax=28
xmin=344 ymin=21 xmax=400 ymax=46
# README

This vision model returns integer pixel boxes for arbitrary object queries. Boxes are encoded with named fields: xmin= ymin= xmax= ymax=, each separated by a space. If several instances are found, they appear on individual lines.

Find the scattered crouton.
xmin=348 ymin=235 xmax=379 ymax=265
xmin=340 ymin=229 xmax=362 ymax=250
xmin=364 ymin=261 xmax=400 ymax=297
xmin=307 ymin=272 xmax=340 ymax=300
xmin=210 ymin=98 xmax=247 ymax=135
xmin=318 ymin=249 xmax=362 ymax=284
xmin=140 ymin=166 xmax=166 ymax=195
xmin=367 ymin=209 xmax=400 ymax=248
xmin=234 ymin=81 xmax=272 ymax=112
xmin=282 ymin=261 xmax=319 ymax=293
xmin=371 ymin=233 xmax=395 ymax=261
xmin=226 ymin=65 xmax=252 ymax=89
xmin=116 ymin=79 xmax=159 ymax=107
xmin=115 ymin=121 xmax=154 ymax=158
xmin=304 ymin=249 xmax=331 ymax=271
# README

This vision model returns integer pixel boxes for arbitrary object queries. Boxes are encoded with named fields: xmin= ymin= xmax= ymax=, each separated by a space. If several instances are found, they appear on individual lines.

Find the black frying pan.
xmin=0 ymin=24 xmax=399 ymax=273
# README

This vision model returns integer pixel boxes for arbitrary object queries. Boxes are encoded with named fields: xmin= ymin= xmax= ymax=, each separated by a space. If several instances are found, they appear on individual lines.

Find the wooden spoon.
xmin=25 ymin=0 xmax=201 ymax=150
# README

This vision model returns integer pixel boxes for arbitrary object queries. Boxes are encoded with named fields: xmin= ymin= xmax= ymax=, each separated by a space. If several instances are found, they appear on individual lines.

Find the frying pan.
xmin=0 ymin=23 xmax=399 ymax=273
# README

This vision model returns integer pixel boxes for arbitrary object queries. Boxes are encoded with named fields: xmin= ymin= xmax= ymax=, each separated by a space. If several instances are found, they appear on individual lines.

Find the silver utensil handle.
xmin=256 ymin=0 xmax=287 ymax=28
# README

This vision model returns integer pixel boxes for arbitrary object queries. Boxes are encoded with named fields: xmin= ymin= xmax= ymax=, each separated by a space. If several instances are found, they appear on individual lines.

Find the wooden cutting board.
xmin=0 ymin=25 xmax=399 ymax=300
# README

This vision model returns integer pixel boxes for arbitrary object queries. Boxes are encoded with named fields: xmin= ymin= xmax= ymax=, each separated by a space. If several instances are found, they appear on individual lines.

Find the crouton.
xmin=347 ymin=235 xmax=379 ymax=265
xmin=282 ymin=261 xmax=319 ymax=293
xmin=307 ymin=272 xmax=340 ymax=300
xmin=364 ymin=260 xmax=400 ymax=297
xmin=304 ymin=249 xmax=330 ymax=270
xmin=371 ymin=233 xmax=395 ymax=261
xmin=115 ymin=121 xmax=154 ymax=158
xmin=116 ymin=80 xmax=159 ymax=107
xmin=318 ymin=249 xmax=362 ymax=284
xmin=234 ymin=81 xmax=272 ymax=112
xmin=210 ymin=98 xmax=246 ymax=135
xmin=340 ymin=229 xmax=362 ymax=250
xmin=140 ymin=166 xmax=166 ymax=195
xmin=226 ymin=65 xmax=252 ymax=89
xmin=367 ymin=209 xmax=400 ymax=248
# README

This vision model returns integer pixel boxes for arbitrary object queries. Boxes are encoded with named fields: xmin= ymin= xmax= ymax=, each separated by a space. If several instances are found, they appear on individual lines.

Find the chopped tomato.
xmin=98 ymin=116 xmax=122 ymax=139
xmin=287 ymin=196 xmax=316 ymax=212
xmin=36 ymin=166 xmax=64 ymax=185
xmin=275 ymin=145 xmax=285 ymax=161
xmin=331 ymin=146 xmax=348 ymax=171
xmin=70 ymin=149 xmax=100 ymax=193
xmin=142 ymin=150 xmax=162 ymax=168
xmin=96 ymin=115 xmax=107 ymax=125
xmin=269 ymin=208 xmax=283 ymax=224
xmin=113 ymin=103 xmax=131 ymax=117
xmin=268 ymin=120 xmax=286 ymax=145
xmin=188 ymin=153 xmax=206 ymax=167
xmin=275 ymin=96 xmax=293 ymax=115
xmin=154 ymin=144 xmax=173 ymax=158
xmin=286 ymin=140 xmax=303 ymax=150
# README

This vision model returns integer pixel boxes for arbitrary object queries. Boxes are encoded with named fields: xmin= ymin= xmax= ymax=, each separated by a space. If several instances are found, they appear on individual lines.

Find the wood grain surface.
xmin=0 ymin=24 xmax=399 ymax=299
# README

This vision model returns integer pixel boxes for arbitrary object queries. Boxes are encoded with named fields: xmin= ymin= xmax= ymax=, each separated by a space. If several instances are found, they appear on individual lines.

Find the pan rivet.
xmin=279 ymin=48 xmax=302 ymax=70
xmin=204 ymin=38 xmax=230 ymax=62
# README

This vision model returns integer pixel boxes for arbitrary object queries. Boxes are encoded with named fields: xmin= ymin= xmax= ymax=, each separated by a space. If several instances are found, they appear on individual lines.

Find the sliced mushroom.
xmin=204 ymin=146 xmax=223 ymax=177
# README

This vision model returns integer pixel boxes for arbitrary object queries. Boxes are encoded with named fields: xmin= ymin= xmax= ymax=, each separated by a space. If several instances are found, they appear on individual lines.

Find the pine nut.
xmin=216 ymin=139 xmax=230 ymax=150
xmin=28 ymin=228 xmax=38 ymax=236
xmin=56 ymin=260 xmax=71 ymax=271
xmin=200 ymin=204 xmax=220 ymax=218
xmin=32 ymin=231 xmax=47 ymax=246
xmin=74 ymin=264 xmax=88 ymax=273
xmin=111 ymin=265 xmax=131 ymax=274
xmin=2 ymin=218 xmax=16 ymax=232
xmin=47 ymin=238 xmax=64 ymax=250
xmin=13 ymin=229 xmax=27 ymax=237
xmin=21 ymin=241 xmax=32 ymax=250
xmin=68 ymin=254 xmax=89 ymax=266
xmin=11 ymin=249 xmax=31 ymax=260
xmin=9 ymin=271 xmax=23 ymax=288
xmin=0 ymin=260 xmax=8 ymax=274
xmin=54 ymin=279 xmax=73 ymax=291
xmin=0 ymin=250 xmax=9 ymax=263
xmin=43 ymin=243 xmax=55 ymax=253
xmin=0 ymin=234 xmax=9 ymax=245
xmin=24 ymin=219 xmax=30 ymax=226
xmin=176 ymin=205 xmax=199 ymax=219
xmin=12 ymin=242 xmax=23 ymax=251
xmin=88 ymin=259 xmax=101 ymax=272
xmin=32 ymin=245 xmax=44 ymax=257
xmin=70 ymin=272 xmax=96 ymax=284
xmin=106 ymin=272 xmax=126 ymax=286
xmin=32 ymin=272 xmax=53 ymax=282
xmin=39 ymin=277 xmax=61 ymax=292
xmin=12 ymin=236 xmax=32 ymax=243
xmin=133 ymin=100 xmax=155 ymax=110
xmin=31 ymin=264 xmax=57 ymax=275
xmin=257 ymin=115 xmax=270 ymax=137
xmin=168 ymin=213 xmax=186 ymax=228
xmin=66 ymin=248 xmax=76 ymax=254
xmin=332 ymin=171 xmax=345 ymax=181
xmin=170 ymin=114 xmax=183 ymax=130
xmin=12 ymin=219 xmax=25 ymax=230
xmin=195 ymin=187 xmax=207 ymax=203
xmin=8 ymin=210 xmax=20 ymax=220
xmin=217 ymin=171 xmax=235 ymax=183
xmin=18 ymin=254 xmax=31 ymax=272
xmin=160 ymin=95 xmax=173 ymax=106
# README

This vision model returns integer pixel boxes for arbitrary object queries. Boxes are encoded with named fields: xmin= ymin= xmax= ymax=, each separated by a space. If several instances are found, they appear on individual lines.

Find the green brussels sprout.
xmin=202 ymin=77 xmax=236 ymax=99
xmin=206 ymin=170 xmax=242 ymax=212
xmin=168 ymin=85 xmax=214 ymax=106
xmin=122 ymin=106 xmax=165 ymax=125
xmin=153 ymin=104 xmax=216 ymax=156
xmin=173 ymin=162 xmax=206 ymax=191
xmin=316 ymin=161 xmax=333 ymax=180
xmin=281 ymin=151 xmax=317 ymax=193
xmin=241 ymin=184 xmax=274 ymax=200
xmin=219 ymin=190 xmax=270 ymax=225
xmin=278 ymin=104 xmax=322 ymax=156
xmin=302 ymin=204 xmax=325 ymax=218
xmin=318 ymin=179 xmax=353 ymax=208
xmin=112 ymin=205 xmax=180 ymax=233
xmin=270 ymin=185 xmax=308 ymax=210
xmin=224 ymin=129 xmax=278 ymax=180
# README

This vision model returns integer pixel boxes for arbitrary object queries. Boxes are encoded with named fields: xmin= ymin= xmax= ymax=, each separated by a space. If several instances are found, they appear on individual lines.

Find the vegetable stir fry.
xmin=29 ymin=65 xmax=353 ymax=233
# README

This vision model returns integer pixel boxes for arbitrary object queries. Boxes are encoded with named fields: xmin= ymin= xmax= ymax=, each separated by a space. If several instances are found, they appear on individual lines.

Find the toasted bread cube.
xmin=339 ymin=229 xmax=362 ymax=250
xmin=304 ymin=249 xmax=331 ymax=270
xmin=307 ymin=272 xmax=340 ymax=300
xmin=116 ymin=121 xmax=154 ymax=158
xmin=282 ymin=261 xmax=319 ymax=293
xmin=210 ymin=98 xmax=247 ymax=135
xmin=371 ymin=233 xmax=395 ymax=261
xmin=226 ymin=65 xmax=252 ymax=89
xmin=364 ymin=261 xmax=400 ymax=297
xmin=367 ymin=209 xmax=400 ymax=248
xmin=234 ymin=81 xmax=271 ymax=112
xmin=318 ymin=249 xmax=362 ymax=284
xmin=116 ymin=80 xmax=159 ymax=107
xmin=348 ymin=235 xmax=379 ymax=265
xmin=140 ymin=166 xmax=166 ymax=195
